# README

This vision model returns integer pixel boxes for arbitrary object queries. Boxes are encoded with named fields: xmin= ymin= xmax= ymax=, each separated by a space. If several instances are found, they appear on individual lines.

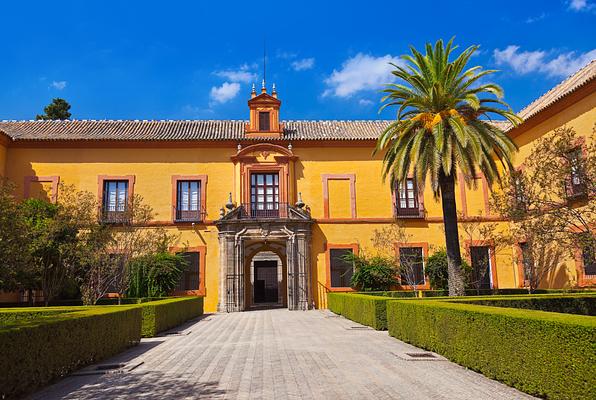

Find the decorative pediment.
xmin=231 ymin=143 xmax=297 ymax=164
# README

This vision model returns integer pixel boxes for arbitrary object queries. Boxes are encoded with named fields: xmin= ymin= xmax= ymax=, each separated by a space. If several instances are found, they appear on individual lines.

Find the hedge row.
xmin=141 ymin=296 xmax=204 ymax=337
xmin=327 ymin=293 xmax=390 ymax=330
xmin=365 ymin=288 xmax=596 ymax=298
xmin=387 ymin=300 xmax=596 ymax=400
xmin=447 ymin=293 xmax=596 ymax=316
xmin=0 ymin=306 xmax=141 ymax=399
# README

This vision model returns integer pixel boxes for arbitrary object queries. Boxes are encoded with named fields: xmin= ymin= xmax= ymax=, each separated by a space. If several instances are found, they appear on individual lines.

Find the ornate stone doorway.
xmin=249 ymin=251 xmax=285 ymax=308
xmin=215 ymin=205 xmax=312 ymax=312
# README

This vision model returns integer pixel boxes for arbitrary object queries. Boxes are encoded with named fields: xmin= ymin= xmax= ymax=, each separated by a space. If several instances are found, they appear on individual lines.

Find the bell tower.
xmin=245 ymin=81 xmax=283 ymax=138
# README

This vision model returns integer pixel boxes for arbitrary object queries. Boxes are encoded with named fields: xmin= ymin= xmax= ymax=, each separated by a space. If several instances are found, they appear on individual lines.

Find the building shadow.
xmin=31 ymin=371 xmax=226 ymax=400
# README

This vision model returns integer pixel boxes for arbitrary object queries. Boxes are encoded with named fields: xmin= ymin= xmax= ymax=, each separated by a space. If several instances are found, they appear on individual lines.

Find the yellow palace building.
xmin=0 ymin=62 xmax=594 ymax=312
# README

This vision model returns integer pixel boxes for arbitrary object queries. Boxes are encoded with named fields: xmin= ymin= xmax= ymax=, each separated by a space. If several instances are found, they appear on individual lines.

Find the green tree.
xmin=128 ymin=252 xmax=187 ymax=298
xmin=375 ymin=38 xmax=520 ymax=295
xmin=35 ymin=98 xmax=71 ymax=120
xmin=0 ymin=178 xmax=32 ymax=292
xmin=343 ymin=252 xmax=398 ymax=292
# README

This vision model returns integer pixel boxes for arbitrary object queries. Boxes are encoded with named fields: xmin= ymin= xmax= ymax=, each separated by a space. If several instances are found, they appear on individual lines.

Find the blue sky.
xmin=1 ymin=0 xmax=594 ymax=121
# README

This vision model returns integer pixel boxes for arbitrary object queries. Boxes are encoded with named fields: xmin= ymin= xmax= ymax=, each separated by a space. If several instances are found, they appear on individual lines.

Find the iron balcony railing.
xmin=100 ymin=206 xmax=131 ymax=224
xmin=238 ymin=203 xmax=290 ymax=219
xmin=174 ymin=207 xmax=205 ymax=222
xmin=394 ymin=206 xmax=422 ymax=218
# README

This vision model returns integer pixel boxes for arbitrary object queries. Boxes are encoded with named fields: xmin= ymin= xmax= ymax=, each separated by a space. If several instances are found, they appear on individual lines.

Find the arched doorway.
xmin=250 ymin=251 xmax=285 ymax=308
xmin=243 ymin=242 xmax=287 ymax=309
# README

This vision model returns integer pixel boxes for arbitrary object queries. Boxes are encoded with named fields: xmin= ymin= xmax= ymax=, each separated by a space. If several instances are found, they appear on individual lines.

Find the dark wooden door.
xmin=254 ymin=260 xmax=278 ymax=303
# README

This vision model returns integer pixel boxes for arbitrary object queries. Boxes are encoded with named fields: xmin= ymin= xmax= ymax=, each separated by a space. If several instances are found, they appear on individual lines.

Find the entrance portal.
xmin=254 ymin=260 xmax=278 ymax=303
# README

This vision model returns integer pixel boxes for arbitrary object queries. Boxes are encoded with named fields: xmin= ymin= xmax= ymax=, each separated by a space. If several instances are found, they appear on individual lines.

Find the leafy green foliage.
xmin=375 ymin=38 xmax=521 ymax=296
xmin=140 ymin=297 xmax=203 ymax=337
xmin=387 ymin=299 xmax=596 ymax=400
xmin=0 ymin=179 xmax=31 ymax=291
xmin=35 ymin=98 xmax=71 ymax=120
xmin=328 ymin=293 xmax=391 ymax=330
xmin=343 ymin=252 xmax=398 ymax=291
xmin=0 ymin=306 xmax=141 ymax=398
xmin=426 ymin=249 xmax=471 ymax=290
xmin=449 ymin=294 xmax=596 ymax=316
xmin=128 ymin=252 xmax=186 ymax=298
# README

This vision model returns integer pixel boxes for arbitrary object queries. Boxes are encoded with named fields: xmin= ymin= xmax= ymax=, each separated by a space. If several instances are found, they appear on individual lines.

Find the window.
xmin=330 ymin=248 xmax=354 ymax=288
xmin=470 ymin=246 xmax=492 ymax=289
xmin=567 ymin=148 xmax=586 ymax=197
xmin=512 ymin=172 xmax=528 ymax=214
xmin=399 ymin=247 xmax=425 ymax=285
xmin=581 ymin=240 xmax=596 ymax=276
xmin=102 ymin=180 xmax=129 ymax=223
xmin=175 ymin=180 xmax=202 ymax=221
xmin=175 ymin=252 xmax=200 ymax=291
xmin=395 ymin=178 xmax=420 ymax=217
xmin=519 ymin=242 xmax=533 ymax=283
xmin=250 ymin=173 xmax=279 ymax=217
xmin=259 ymin=111 xmax=270 ymax=131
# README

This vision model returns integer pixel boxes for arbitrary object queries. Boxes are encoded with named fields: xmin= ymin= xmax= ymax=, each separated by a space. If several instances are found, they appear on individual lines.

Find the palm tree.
xmin=375 ymin=39 xmax=521 ymax=296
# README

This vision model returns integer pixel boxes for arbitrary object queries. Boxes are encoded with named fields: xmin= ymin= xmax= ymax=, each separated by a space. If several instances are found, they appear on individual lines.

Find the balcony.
xmin=100 ymin=207 xmax=130 ymax=224
xmin=238 ymin=203 xmax=290 ymax=219
xmin=174 ymin=207 xmax=205 ymax=223
xmin=395 ymin=207 xmax=422 ymax=218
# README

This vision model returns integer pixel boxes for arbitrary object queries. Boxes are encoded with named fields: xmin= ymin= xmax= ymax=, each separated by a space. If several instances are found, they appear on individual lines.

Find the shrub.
xmin=447 ymin=294 xmax=596 ymax=316
xmin=128 ymin=252 xmax=186 ymax=298
xmin=426 ymin=249 xmax=472 ymax=290
xmin=140 ymin=297 xmax=203 ymax=337
xmin=387 ymin=300 xmax=596 ymax=400
xmin=0 ymin=305 xmax=141 ymax=398
xmin=343 ymin=252 xmax=398 ymax=291
xmin=328 ymin=293 xmax=391 ymax=330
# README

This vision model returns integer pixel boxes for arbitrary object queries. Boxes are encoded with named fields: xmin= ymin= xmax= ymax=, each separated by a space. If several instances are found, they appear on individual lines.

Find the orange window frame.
xmin=395 ymin=242 xmax=430 ymax=289
xmin=325 ymin=243 xmax=359 ymax=291
xmin=24 ymin=175 xmax=60 ymax=203
xmin=171 ymin=175 xmax=208 ymax=223
xmin=170 ymin=246 xmax=207 ymax=296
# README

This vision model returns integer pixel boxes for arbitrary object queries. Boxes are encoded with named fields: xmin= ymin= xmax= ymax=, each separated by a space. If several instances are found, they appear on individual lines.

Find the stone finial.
xmin=272 ymin=83 xmax=277 ymax=98
xmin=251 ymin=83 xmax=256 ymax=98
xmin=261 ymin=79 xmax=267 ymax=94
xmin=219 ymin=207 xmax=225 ymax=218
xmin=237 ymin=143 xmax=242 ymax=152
xmin=287 ymin=142 xmax=292 ymax=152
xmin=225 ymin=192 xmax=234 ymax=210
xmin=295 ymin=192 xmax=305 ymax=209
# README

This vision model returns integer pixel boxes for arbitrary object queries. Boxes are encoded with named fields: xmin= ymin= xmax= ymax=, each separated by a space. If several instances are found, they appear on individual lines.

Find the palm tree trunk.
xmin=439 ymin=171 xmax=465 ymax=296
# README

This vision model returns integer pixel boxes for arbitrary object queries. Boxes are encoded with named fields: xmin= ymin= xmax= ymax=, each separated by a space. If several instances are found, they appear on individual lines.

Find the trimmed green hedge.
xmin=0 ymin=305 xmax=141 ymax=399
xmin=387 ymin=300 xmax=596 ymax=400
xmin=327 ymin=293 xmax=390 ymax=330
xmin=140 ymin=297 xmax=204 ymax=337
xmin=446 ymin=293 xmax=596 ymax=316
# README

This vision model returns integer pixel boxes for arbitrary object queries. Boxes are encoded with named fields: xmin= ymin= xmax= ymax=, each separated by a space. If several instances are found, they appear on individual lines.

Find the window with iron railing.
xmin=567 ymin=148 xmax=587 ymax=197
xmin=250 ymin=173 xmax=279 ymax=217
xmin=395 ymin=178 xmax=420 ymax=217
xmin=175 ymin=180 xmax=203 ymax=222
xmin=102 ymin=180 xmax=129 ymax=223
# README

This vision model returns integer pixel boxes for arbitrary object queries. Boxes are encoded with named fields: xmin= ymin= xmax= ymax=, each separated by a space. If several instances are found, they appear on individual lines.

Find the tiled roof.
xmin=518 ymin=59 xmax=596 ymax=120
xmin=0 ymin=60 xmax=592 ymax=142
xmin=0 ymin=120 xmax=396 ymax=141
xmin=0 ymin=119 xmax=512 ymax=142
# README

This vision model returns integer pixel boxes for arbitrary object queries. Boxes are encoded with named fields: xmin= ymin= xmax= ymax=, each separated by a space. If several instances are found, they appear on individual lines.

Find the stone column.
xmin=296 ymin=231 xmax=311 ymax=310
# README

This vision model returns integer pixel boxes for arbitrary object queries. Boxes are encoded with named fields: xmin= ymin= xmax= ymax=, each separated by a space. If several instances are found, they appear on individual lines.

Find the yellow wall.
xmin=2 ymin=91 xmax=594 ymax=310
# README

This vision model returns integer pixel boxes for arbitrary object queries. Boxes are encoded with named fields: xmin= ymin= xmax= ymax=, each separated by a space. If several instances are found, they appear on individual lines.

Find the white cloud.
xmin=358 ymin=99 xmax=374 ymax=106
xmin=291 ymin=58 xmax=315 ymax=71
xmin=568 ymin=0 xmax=594 ymax=11
xmin=493 ymin=45 xmax=596 ymax=77
xmin=323 ymin=53 xmax=401 ymax=98
xmin=525 ymin=13 xmax=547 ymax=23
xmin=213 ymin=64 xmax=257 ymax=83
xmin=50 ymin=80 xmax=67 ymax=90
xmin=209 ymin=82 xmax=240 ymax=104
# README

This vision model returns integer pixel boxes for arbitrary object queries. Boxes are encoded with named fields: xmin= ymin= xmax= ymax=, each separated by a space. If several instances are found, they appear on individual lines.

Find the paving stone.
xmin=31 ymin=309 xmax=536 ymax=400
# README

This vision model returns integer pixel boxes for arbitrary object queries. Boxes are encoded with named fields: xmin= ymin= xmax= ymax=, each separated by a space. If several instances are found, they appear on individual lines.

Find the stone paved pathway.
xmin=32 ymin=309 xmax=535 ymax=399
